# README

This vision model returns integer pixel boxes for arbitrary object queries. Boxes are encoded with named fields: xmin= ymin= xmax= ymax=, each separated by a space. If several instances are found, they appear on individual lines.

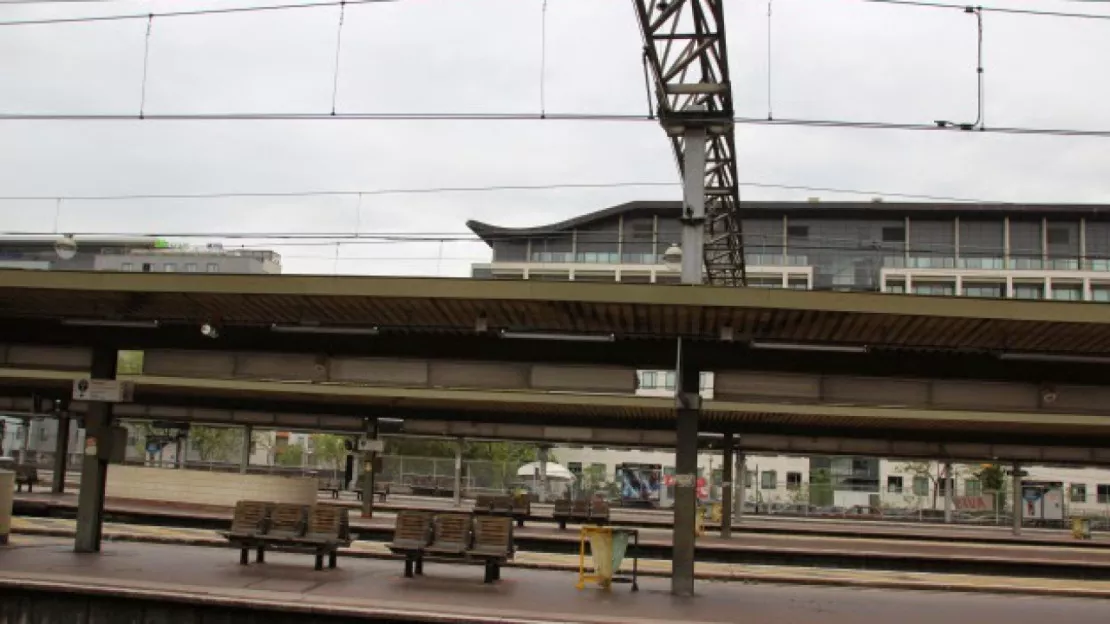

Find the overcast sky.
xmin=0 ymin=0 xmax=1108 ymax=276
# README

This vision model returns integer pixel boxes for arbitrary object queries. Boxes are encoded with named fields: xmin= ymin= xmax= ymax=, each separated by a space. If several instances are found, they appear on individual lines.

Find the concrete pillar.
xmin=18 ymin=417 xmax=30 ymax=465
xmin=1012 ymin=461 xmax=1023 ymax=536
xmin=735 ymin=451 xmax=746 ymax=523
xmin=538 ymin=445 xmax=549 ymax=503
xmin=75 ymin=348 xmax=117 ymax=553
xmin=721 ymin=433 xmax=733 ymax=539
xmin=52 ymin=413 xmax=71 ymax=493
xmin=944 ymin=462 xmax=953 ymax=524
xmin=239 ymin=425 xmax=252 ymax=475
xmin=453 ymin=438 xmax=464 ymax=506
xmin=360 ymin=418 xmax=378 ymax=518
xmin=679 ymin=117 xmax=707 ymax=285
xmin=177 ymin=430 xmax=188 ymax=470
xmin=672 ymin=338 xmax=700 ymax=597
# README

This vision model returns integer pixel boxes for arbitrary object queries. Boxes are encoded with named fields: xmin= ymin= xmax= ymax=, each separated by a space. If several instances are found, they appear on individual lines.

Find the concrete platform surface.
xmin=2 ymin=537 xmax=1110 ymax=624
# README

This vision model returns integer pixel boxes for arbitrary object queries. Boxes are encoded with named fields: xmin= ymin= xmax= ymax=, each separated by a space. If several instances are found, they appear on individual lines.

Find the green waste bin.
xmin=0 ymin=469 xmax=13 ymax=545
xmin=1072 ymin=517 xmax=1092 ymax=540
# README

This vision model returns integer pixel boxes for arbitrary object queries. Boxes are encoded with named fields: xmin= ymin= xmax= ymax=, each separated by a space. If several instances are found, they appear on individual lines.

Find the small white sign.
xmin=72 ymin=378 xmax=134 ymax=403
xmin=358 ymin=438 xmax=384 ymax=453
xmin=674 ymin=474 xmax=696 ymax=487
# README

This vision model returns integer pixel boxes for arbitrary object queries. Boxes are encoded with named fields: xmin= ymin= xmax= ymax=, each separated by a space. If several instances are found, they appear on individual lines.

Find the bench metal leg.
xmin=256 ymin=546 xmax=265 ymax=563
xmin=483 ymin=561 xmax=494 ymax=584
xmin=558 ymin=521 xmax=566 ymax=530
xmin=314 ymin=554 xmax=324 ymax=571
xmin=516 ymin=518 xmax=524 ymax=528
xmin=492 ymin=563 xmax=501 ymax=581
xmin=414 ymin=557 xmax=424 ymax=576
xmin=328 ymin=550 xmax=337 ymax=569
xmin=404 ymin=558 xmax=414 ymax=578
xmin=239 ymin=548 xmax=249 ymax=565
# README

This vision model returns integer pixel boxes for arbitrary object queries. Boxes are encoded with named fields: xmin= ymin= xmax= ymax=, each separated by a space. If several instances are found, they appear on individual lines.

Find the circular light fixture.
xmin=55 ymin=235 xmax=78 ymax=260
xmin=200 ymin=323 xmax=219 ymax=339
xmin=662 ymin=243 xmax=683 ymax=271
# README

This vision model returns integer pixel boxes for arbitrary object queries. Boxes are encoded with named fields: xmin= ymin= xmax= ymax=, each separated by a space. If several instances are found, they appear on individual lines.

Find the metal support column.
xmin=52 ymin=413 xmax=71 ymax=493
xmin=672 ymin=338 xmax=701 ymax=597
xmin=239 ymin=425 xmax=252 ymax=475
xmin=680 ymin=122 xmax=707 ymax=284
xmin=721 ymin=433 xmax=733 ymax=539
xmin=538 ymin=445 xmax=550 ymax=503
xmin=361 ymin=418 xmax=378 ymax=518
xmin=453 ymin=438 xmax=464 ymax=506
xmin=943 ymin=462 xmax=953 ymax=524
xmin=176 ymin=430 xmax=188 ymax=470
xmin=1012 ymin=462 xmax=1023 ymax=536
xmin=735 ymin=451 xmax=746 ymax=523
xmin=75 ymin=348 xmax=118 ymax=553
xmin=18 ymin=417 xmax=30 ymax=465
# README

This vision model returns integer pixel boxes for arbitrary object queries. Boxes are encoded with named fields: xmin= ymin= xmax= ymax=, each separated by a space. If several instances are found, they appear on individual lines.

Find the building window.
xmin=963 ymin=283 xmax=1003 ymax=298
xmin=163 ymin=263 xmax=176 ymax=272
xmin=207 ymin=263 xmax=220 ymax=273
xmin=965 ymin=479 xmax=982 ymax=497
xmin=1012 ymin=284 xmax=1044 ymax=300
xmin=1052 ymin=284 xmax=1083 ymax=301
xmin=1092 ymin=286 xmax=1110 ymax=302
xmin=1098 ymin=485 xmax=1110 ymax=504
xmin=185 ymin=263 xmax=198 ymax=272
xmin=749 ymin=277 xmax=783 ymax=289
xmin=639 ymin=371 xmax=656 ymax=389
xmin=141 ymin=263 xmax=152 ymax=272
xmin=938 ymin=477 xmax=954 ymax=496
xmin=886 ymin=280 xmax=906 ymax=294
xmin=787 ymin=225 xmax=808 ymax=239
xmin=761 ymin=470 xmax=777 ymax=490
xmin=1047 ymin=227 xmax=1071 ymax=245
xmin=786 ymin=472 xmax=802 ymax=490
xmin=1071 ymin=484 xmax=1087 ymax=503
xmin=913 ymin=282 xmax=954 ymax=297
xmin=121 ymin=262 xmax=133 ymax=272
xmin=787 ymin=277 xmax=808 ymax=290
xmin=744 ymin=470 xmax=753 ymax=488
xmin=882 ymin=227 xmax=906 ymax=243
xmin=887 ymin=476 xmax=903 ymax=494
xmin=913 ymin=476 xmax=929 ymax=496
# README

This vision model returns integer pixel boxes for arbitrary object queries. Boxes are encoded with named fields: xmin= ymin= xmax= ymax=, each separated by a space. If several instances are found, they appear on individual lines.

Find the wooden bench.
xmin=354 ymin=480 xmax=391 ymax=502
xmin=221 ymin=501 xmax=349 ymax=570
xmin=316 ymin=476 xmax=341 ymax=499
xmin=388 ymin=510 xmax=433 ymax=578
xmin=389 ymin=511 xmax=514 ymax=583
xmin=14 ymin=464 xmax=38 ymax=493
xmin=473 ymin=494 xmax=531 ymax=527
xmin=553 ymin=499 xmax=610 ymax=530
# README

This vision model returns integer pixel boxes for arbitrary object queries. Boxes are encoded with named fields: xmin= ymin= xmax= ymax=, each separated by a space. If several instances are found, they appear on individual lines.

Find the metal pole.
xmin=75 ymin=348 xmax=117 ymax=553
xmin=680 ymin=121 xmax=707 ymax=285
xmin=735 ymin=451 xmax=746 ymax=523
xmin=239 ymin=425 xmax=252 ymax=475
xmin=672 ymin=337 xmax=700 ymax=597
xmin=721 ymin=433 xmax=733 ymax=538
xmin=19 ymin=417 xmax=30 ymax=465
xmin=453 ymin=438 xmax=464 ymax=507
xmin=360 ymin=418 xmax=378 ymax=518
xmin=177 ymin=430 xmax=188 ymax=470
xmin=944 ymin=462 xmax=953 ymax=524
xmin=52 ymin=413 xmax=71 ymax=493
xmin=1012 ymin=461 xmax=1023 ymax=536
xmin=538 ymin=445 xmax=549 ymax=503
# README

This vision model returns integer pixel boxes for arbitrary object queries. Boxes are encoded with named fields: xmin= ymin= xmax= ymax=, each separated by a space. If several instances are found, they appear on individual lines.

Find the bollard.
xmin=0 ymin=469 xmax=13 ymax=545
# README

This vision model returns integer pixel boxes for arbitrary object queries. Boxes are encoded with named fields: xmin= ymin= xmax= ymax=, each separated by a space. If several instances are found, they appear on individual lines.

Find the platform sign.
xmin=357 ymin=438 xmax=384 ymax=453
xmin=72 ymin=378 xmax=134 ymax=403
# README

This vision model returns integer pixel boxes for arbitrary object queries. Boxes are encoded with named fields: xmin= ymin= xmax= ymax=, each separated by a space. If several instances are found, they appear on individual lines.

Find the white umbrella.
xmin=516 ymin=461 xmax=575 ymax=480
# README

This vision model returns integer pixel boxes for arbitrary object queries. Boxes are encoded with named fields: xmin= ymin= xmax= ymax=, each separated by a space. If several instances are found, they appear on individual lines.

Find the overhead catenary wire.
xmin=857 ymin=0 xmax=1110 ymax=20
xmin=0 ymin=0 xmax=396 ymax=27
xmin=329 ymin=0 xmax=346 ymax=115
xmin=138 ymin=13 xmax=153 ymax=118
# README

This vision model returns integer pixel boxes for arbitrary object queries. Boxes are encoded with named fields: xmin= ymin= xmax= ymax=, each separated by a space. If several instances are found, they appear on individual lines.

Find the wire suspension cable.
xmin=0 ymin=0 xmax=396 ymax=28
xmin=767 ymin=0 xmax=774 ymax=120
xmin=858 ymin=0 xmax=1110 ymax=20
xmin=138 ymin=13 xmax=153 ymax=119
xmin=539 ymin=0 xmax=548 ymax=118
xmin=330 ymin=1 xmax=346 ymax=115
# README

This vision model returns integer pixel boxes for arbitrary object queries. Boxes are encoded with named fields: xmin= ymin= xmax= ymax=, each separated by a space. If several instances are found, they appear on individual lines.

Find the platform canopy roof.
xmin=0 ymin=270 xmax=1108 ymax=356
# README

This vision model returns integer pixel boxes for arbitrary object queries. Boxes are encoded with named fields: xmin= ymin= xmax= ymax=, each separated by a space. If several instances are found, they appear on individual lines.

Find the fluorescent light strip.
xmin=270 ymin=324 xmax=379 ymax=336
xmin=750 ymin=341 xmax=867 ymax=354
xmin=500 ymin=330 xmax=615 ymax=343
xmin=998 ymin=352 xmax=1110 ymax=365
xmin=62 ymin=319 xmax=159 ymax=329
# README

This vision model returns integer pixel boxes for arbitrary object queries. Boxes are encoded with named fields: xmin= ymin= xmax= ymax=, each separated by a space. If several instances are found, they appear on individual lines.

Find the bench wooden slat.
xmin=425 ymin=513 xmax=470 ymax=555
xmin=469 ymin=515 xmax=512 ymax=560
xmin=266 ymin=503 xmax=307 ymax=539
xmin=389 ymin=510 xmax=432 ymax=551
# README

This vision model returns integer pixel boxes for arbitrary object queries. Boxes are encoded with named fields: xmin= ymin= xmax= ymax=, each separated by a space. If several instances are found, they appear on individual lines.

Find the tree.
xmin=275 ymin=443 xmax=304 ymax=467
xmin=975 ymin=463 xmax=1009 ymax=511
xmin=310 ymin=434 xmax=348 ymax=473
xmin=188 ymin=426 xmax=241 ymax=462
xmin=896 ymin=461 xmax=970 ymax=509
xmin=117 ymin=351 xmax=144 ymax=375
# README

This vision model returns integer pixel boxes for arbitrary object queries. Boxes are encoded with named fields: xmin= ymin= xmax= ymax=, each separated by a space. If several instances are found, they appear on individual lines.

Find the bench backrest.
xmin=553 ymin=500 xmax=572 ymax=515
xmin=268 ymin=503 xmax=307 ymax=538
xmin=432 ymin=513 xmax=472 ymax=548
xmin=305 ymin=505 xmax=346 ymax=540
xmin=15 ymin=464 xmax=38 ymax=481
xmin=230 ymin=500 xmax=270 ymax=534
xmin=472 ymin=515 xmax=513 ymax=555
xmin=571 ymin=500 xmax=589 ymax=516
xmin=511 ymin=493 xmax=530 ymax=514
xmin=393 ymin=510 xmax=433 ymax=547
xmin=590 ymin=499 xmax=610 ymax=518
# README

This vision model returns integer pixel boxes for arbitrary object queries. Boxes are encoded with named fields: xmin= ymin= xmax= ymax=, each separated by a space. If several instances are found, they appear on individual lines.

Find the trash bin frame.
xmin=576 ymin=525 xmax=639 ymax=592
